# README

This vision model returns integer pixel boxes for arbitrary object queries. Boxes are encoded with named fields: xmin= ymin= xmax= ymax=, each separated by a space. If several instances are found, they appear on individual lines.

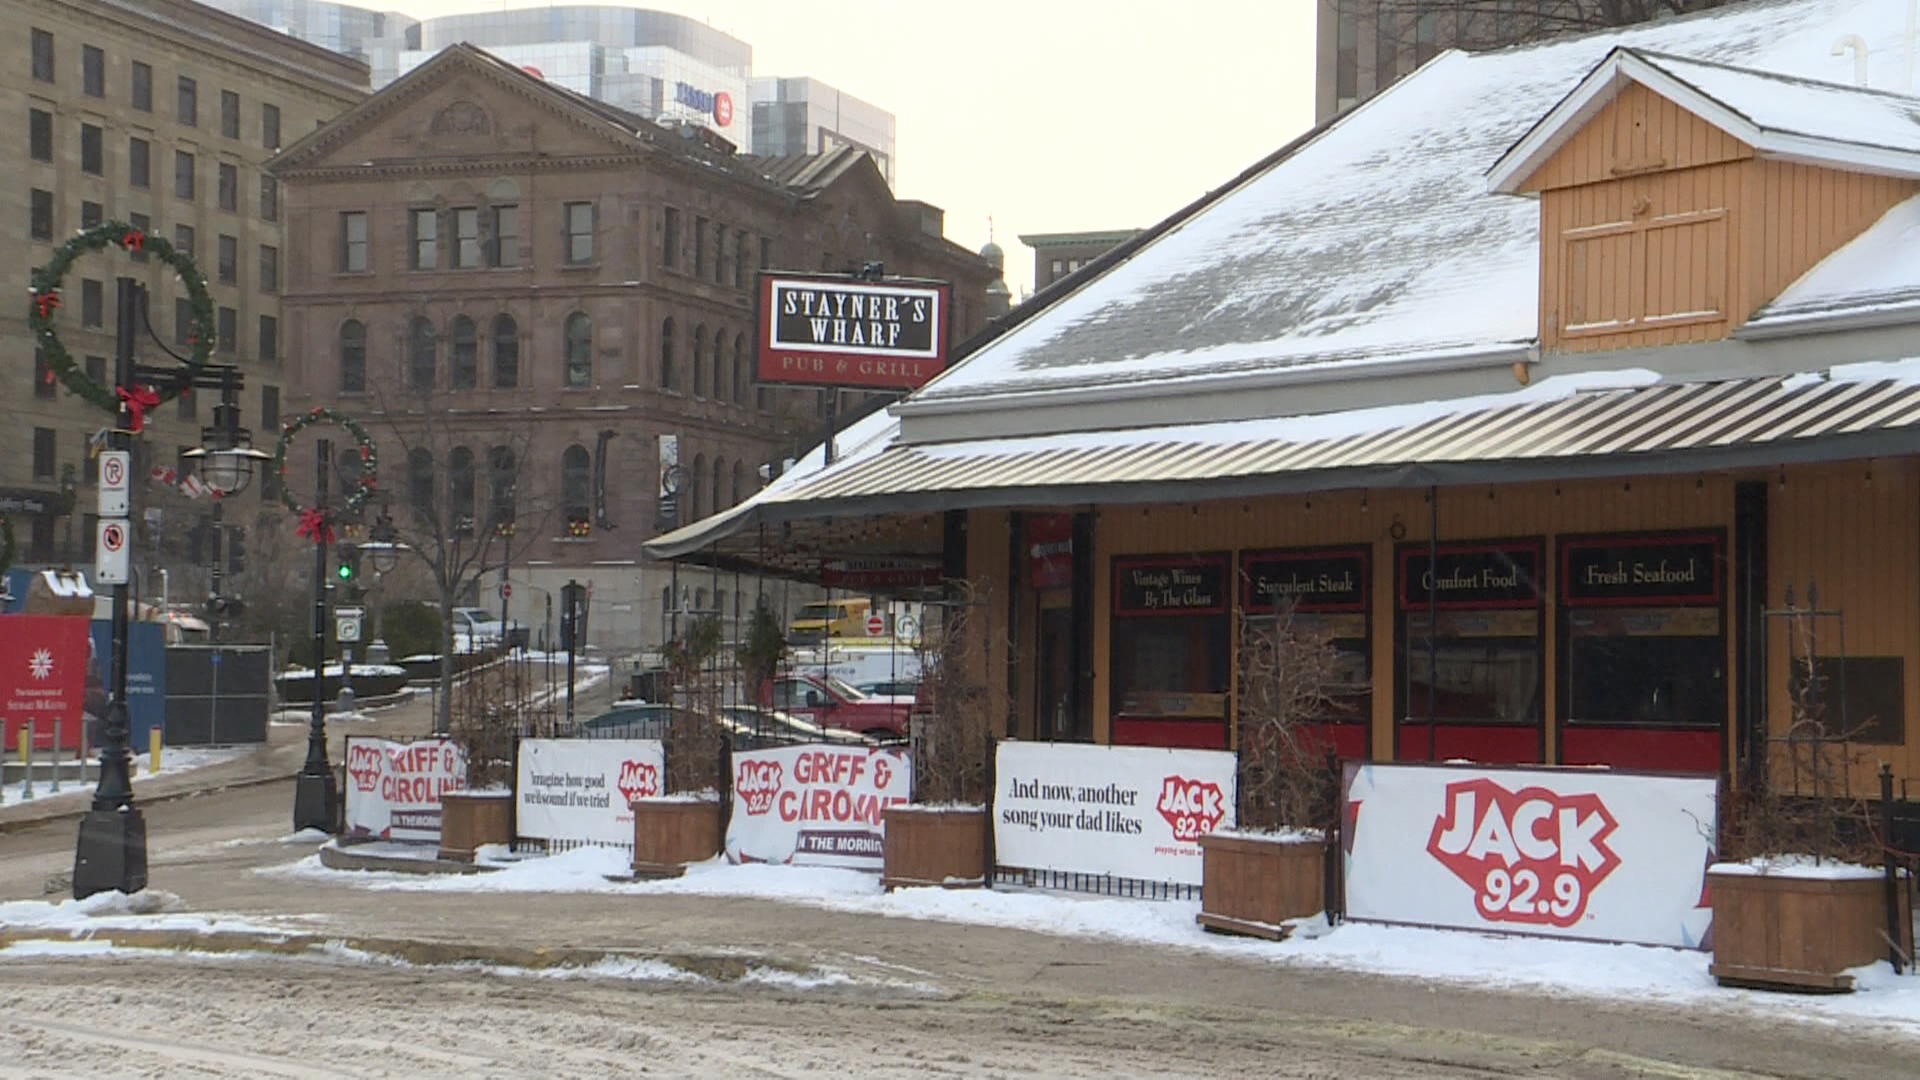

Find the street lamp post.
xmin=72 ymin=278 xmax=148 ymax=899
xmin=182 ymin=367 xmax=268 ymax=640
xmin=360 ymin=508 xmax=404 ymax=663
xmin=293 ymin=438 xmax=337 ymax=832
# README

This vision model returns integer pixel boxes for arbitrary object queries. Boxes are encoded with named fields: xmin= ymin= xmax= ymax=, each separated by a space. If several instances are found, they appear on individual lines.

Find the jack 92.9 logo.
xmin=1425 ymin=778 xmax=1621 ymax=929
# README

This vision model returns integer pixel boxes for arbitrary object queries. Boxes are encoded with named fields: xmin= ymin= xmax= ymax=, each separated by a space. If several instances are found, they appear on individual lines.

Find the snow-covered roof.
xmin=901 ymin=0 xmax=1920 ymax=417
xmin=1490 ymin=47 xmax=1920 ymax=192
xmin=1747 ymin=192 xmax=1920 ymax=333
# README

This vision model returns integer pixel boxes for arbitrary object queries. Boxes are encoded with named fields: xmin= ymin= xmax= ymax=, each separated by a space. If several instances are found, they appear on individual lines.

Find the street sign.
xmin=98 ymin=451 xmax=130 ymax=517
xmin=499 ymin=582 xmax=512 ymax=600
xmin=95 ymin=519 xmax=130 ymax=585
xmin=866 ymin=613 xmax=886 ymax=636
xmin=334 ymin=607 xmax=364 ymax=643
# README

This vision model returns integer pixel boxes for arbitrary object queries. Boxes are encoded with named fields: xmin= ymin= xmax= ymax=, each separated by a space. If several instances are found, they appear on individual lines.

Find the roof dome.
xmin=978 ymin=240 xmax=1005 ymax=267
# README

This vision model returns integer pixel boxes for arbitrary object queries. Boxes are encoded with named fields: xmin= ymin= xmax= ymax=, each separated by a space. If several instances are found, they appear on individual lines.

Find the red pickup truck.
xmin=764 ymin=672 xmax=910 ymax=740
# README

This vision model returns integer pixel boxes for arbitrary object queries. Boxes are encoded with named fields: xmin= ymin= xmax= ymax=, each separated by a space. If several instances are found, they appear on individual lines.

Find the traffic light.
xmin=335 ymin=543 xmax=361 ymax=585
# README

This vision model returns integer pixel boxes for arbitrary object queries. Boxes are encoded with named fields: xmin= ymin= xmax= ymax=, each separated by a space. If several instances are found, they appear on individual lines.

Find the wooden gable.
xmin=1520 ymin=82 xmax=1917 ymax=353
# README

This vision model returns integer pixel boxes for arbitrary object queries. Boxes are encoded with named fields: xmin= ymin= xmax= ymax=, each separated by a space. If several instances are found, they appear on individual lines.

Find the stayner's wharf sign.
xmin=757 ymin=274 xmax=951 ymax=390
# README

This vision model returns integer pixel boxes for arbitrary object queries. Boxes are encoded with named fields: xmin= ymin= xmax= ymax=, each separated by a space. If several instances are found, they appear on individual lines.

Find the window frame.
xmin=31 ymin=29 xmax=54 ymax=83
xmin=79 ymin=122 xmax=102 ymax=175
xmin=339 ymin=210 xmax=368 ymax=273
xmin=130 ymin=60 xmax=151 ymax=111
xmin=563 ymin=201 xmax=594 ymax=265
xmin=177 ymin=75 xmax=197 ymax=126
xmin=409 ymin=207 xmax=438 ymax=270
xmin=29 ymin=109 xmax=52 ymax=162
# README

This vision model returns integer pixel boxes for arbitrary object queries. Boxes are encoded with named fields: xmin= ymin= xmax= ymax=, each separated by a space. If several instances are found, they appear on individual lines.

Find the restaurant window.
xmin=1559 ymin=532 xmax=1727 ymax=770
xmin=1397 ymin=539 xmax=1544 ymax=764
xmin=1110 ymin=553 xmax=1231 ymax=749
xmin=1240 ymin=547 xmax=1372 ymax=758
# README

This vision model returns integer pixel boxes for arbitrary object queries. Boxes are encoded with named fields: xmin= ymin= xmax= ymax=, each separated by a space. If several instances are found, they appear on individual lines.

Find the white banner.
xmin=726 ymin=744 xmax=911 ymax=869
xmin=1342 ymin=762 xmax=1718 ymax=948
xmin=517 ymin=738 xmax=667 ymax=848
xmin=994 ymin=742 xmax=1237 ymax=887
xmin=343 ymin=736 xmax=467 ymax=844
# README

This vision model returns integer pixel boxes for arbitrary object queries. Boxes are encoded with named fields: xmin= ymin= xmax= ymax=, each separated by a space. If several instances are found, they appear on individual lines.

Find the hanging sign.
xmin=1027 ymin=514 xmax=1074 ymax=589
xmin=757 ymin=273 xmax=951 ymax=390
xmin=1560 ymin=533 xmax=1722 ymax=606
xmin=1398 ymin=540 xmax=1542 ymax=610
xmin=818 ymin=557 xmax=942 ymax=589
xmin=1112 ymin=554 xmax=1228 ymax=616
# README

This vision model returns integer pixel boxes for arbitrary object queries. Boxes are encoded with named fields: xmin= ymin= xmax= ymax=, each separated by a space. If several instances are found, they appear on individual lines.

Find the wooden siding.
xmin=1766 ymin=459 xmax=1920 ymax=795
xmin=1521 ymin=82 xmax=1752 ymax=193
xmin=1743 ymin=160 xmax=1917 ymax=322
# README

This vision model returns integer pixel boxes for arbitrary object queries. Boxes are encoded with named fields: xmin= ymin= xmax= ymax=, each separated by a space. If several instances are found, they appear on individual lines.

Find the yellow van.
xmin=787 ymin=597 xmax=872 ymax=643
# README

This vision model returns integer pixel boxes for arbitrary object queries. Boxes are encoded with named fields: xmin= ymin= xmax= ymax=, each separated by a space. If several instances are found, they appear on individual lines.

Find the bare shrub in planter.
xmin=1709 ymin=600 xmax=1910 ymax=990
xmin=632 ymin=614 xmax=727 ymax=877
xmin=884 ymin=581 xmax=996 ymax=890
xmin=449 ymin=652 xmax=535 ymax=790
xmin=1197 ymin=600 xmax=1347 ymax=939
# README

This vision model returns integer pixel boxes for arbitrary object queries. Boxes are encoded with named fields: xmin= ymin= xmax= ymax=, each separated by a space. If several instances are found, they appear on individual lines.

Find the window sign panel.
xmin=1241 ymin=547 xmax=1372 ymax=742
xmin=1397 ymin=539 xmax=1545 ymax=764
xmin=1111 ymin=554 xmax=1230 ymax=749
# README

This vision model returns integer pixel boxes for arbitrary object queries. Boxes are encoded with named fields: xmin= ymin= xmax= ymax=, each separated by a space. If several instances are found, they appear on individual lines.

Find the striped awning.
xmin=646 ymin=372 xmax=1920 ymax=562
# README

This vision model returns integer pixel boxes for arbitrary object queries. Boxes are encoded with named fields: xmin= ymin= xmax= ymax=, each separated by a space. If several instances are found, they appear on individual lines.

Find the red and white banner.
xmin=517 ymin=738 xmax=666 ymax=848
xmin=994 ymin=742 xmax=1237 ymax=886
xmin=343 ymin=736 xmax=467 ymax=844
xmin=726 ymin=744 xmax=911 ymax=869
xmin=1341 ymin=762 xmax=1718 ymax=948
xmin=0 ymin=615 xmax=89 ymax=750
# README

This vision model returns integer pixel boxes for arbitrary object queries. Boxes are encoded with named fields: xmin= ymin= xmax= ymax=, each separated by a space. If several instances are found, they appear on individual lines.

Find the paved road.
xmin=3 ymin=772 xmax=1915 ymax=1078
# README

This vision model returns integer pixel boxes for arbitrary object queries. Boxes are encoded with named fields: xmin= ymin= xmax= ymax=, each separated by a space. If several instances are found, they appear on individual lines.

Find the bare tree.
xmin=1235 ymin=601 xmax=1346 ymax=833
xmin=1335 ymin=0 xmax=1736 ymax=52
xmin=362 ymin=375 xmax=560 ymax=733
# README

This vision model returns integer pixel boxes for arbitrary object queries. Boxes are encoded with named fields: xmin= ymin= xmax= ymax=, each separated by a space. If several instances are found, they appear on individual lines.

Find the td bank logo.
xmin=1426 ymin=778 xmax=1620 ymax=928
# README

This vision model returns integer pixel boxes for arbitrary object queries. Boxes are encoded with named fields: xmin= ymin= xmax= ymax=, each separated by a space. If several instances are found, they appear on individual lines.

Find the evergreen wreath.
xmin=272 ymin=407 xmax=380 ymax=530
xmin=27 ymin=221 xmax=214 ymax=416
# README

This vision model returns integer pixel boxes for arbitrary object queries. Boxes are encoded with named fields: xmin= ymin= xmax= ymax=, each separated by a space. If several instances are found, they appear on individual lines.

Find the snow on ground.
xmin=0 ymin=890 xmax=296 ymax=937
xmin=1 ymin=746 xmax=250 ymax=807
xmin=262 ymin=844 xmax=1920 ymax=1035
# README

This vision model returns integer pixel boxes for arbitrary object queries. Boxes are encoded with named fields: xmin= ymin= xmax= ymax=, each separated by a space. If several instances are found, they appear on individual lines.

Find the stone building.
xmin=269 ymin=44 xmax=992 ymax=649
xmin=3 ymin=0 xmax=366 ymax=571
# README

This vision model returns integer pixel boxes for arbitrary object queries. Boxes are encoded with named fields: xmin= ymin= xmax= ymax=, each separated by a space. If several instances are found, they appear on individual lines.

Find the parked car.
xmin=451 ymin=606 xmax=526 ymax=647
xmin=762 ymin=671 xmax=911 ymax=740
xmin=786 ymin=597 xmax=872 ymax=644
xmin=576 ymin=701 xmax=872 ymax=751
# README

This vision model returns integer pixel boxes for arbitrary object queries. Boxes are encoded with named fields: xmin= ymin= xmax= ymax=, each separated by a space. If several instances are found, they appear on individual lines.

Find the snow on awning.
xmin=645 ymin=366 xmax=1920 ymax=564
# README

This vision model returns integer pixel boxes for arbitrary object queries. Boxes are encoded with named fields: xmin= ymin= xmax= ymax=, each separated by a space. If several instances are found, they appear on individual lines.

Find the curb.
xmin=0 ymin=768 xmax=302 ymax=836
xmin=0 ymin=925 xmax=811 ymax=982
xmin=318 ymin=842 xmax=500 ymax=876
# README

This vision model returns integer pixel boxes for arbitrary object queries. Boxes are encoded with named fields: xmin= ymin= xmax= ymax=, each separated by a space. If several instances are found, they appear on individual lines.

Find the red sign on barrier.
xmin=0 ymin=615 xmax=89 ymax=750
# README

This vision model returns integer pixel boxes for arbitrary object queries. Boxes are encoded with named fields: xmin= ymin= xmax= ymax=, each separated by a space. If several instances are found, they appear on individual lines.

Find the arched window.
xmin=733 ymin=332 xmax=749 ymax=404
xmin=732 ymin=460 xmax=748 ymax=506
xmin=690 ymin=453 xmax=707 ymax=521
xmin=488 ymin=445 xmax=515 ymax=531
xmin=691 ymin=325 xmax=707 ymax=397
xmin=561 ymin=445 xmax=591 ymax=529
xmin=408 ymin=316 xmax=436 ymax=391
xmin=449 ymin=315 xmax=477 ymax=390
xmin=564 ymin=311 xmax=592 ymax=388
xmin=447 ymin=446 xmax=474 ymax=536
xmin=407 ymin=448 xmax=434 ymax=519
xmin=339 ymin=320 xmax=366 ymax=393
xmin=713 ymin=333 xmax=728 ymax=403
xmin=711 ymin=456 xmax=727 ymax=513
xmin=659 ymin=318 xmax=675 ymax=390
xmin=492 ymin=314 xmax=518 ymax=388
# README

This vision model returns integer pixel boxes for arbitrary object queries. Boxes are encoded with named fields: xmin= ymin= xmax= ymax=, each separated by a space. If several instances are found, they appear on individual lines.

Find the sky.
xmin=383 ymin=1 xmax=1322 ymax=299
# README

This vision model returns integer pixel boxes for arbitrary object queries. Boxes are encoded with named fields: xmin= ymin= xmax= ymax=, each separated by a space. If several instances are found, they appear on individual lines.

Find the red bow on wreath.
xmin=295 ymin=507 xmax=336 ymax=545
xmin=120 ymin=229 xmax=145 ymax=251
xmin=116 ymin=384 xmax=161 ymax=432
xmin=31 ymin=290 xmax=60 ymax=318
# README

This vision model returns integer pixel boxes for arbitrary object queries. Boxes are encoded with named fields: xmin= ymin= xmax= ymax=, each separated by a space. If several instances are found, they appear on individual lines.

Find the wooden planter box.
xmin=438 ymin=791 xmax=514 ymax=863
xmin=882 ymin=805 xmax=987 ymax=890
xmin=1195 ymin=831 xmax=1327 ymax=940
xmin=1708 ymin=866 xmax=1914 ymax=992
xmin=630 ymin=798 xmax=724 ymax=878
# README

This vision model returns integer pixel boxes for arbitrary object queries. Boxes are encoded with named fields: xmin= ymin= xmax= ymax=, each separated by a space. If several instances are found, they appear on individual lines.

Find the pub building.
xmin=648 ymin=2 xmax=1920 ymax=798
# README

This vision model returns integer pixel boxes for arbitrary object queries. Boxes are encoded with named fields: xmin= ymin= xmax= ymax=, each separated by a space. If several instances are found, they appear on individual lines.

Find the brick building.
xmin=270 ymin=44 xmax=992 ymax=649
xmin=3 ymin=0 xmax=366 ymax=571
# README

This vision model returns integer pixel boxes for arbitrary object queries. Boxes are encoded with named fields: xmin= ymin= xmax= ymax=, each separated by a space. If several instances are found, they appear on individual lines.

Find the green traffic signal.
xmin=336 ymin=562 xmax=354 ymax=581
